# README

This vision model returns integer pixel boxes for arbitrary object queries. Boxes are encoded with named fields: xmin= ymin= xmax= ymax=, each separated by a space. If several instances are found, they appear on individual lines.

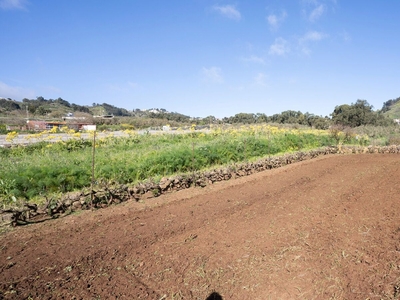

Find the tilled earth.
xmin=1 ymin=154 xmax=400 ymax=299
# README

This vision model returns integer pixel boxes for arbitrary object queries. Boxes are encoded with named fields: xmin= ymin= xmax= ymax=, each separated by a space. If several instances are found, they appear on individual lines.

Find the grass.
xmin=0 ymin=124 xmax=365 ymax=204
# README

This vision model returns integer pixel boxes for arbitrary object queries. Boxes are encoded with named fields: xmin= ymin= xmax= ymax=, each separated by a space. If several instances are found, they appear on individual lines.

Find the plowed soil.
xmin=2 ymin=154 xmax=400 ymax=300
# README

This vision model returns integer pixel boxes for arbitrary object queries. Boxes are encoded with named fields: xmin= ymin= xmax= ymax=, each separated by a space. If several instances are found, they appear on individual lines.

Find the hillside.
xmin=0 ymin=97 xmax=192 ymax=123
xmin=382 ymin=97 xmax=400 ymax=119
xmin=0 ymin=97 xmax=90 ymax=119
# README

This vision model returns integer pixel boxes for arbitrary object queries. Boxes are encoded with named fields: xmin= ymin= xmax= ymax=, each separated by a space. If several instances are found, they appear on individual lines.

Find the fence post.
xmin=91 ymin=130 xmax=96 ymax=210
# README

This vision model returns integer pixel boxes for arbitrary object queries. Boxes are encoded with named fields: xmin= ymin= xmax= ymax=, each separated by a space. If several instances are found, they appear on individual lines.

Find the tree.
xmin=267 ymin=110 xmax=304 ymax=125
xmin=331 ymin=99 xmax=391 ymax=127
xmin=223 ymin=113 xmax=256 ymax=124
xmin=0 ymin=98 xmax=21 ymax=111
xmin=304 ymin=113 xmax=331 ymax=129
xmin=102 ymin=103 xmax=130 ymax=116
xmin=71 ymin=104 xmax=90 ymax=113
xmin=55 ymin=97 xmax=71 ymax=107
xmin=36 ymin=106 xmax=50 ymax=116
xmin=255 ymin=113 xmax=268 ymax=123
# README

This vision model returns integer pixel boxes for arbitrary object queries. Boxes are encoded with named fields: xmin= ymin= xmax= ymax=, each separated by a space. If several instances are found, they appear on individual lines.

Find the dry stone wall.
xmin=1 ymin=145 xmax=400 ymax=227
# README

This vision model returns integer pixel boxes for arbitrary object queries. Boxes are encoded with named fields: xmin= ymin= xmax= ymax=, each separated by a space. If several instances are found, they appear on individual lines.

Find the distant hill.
xmin=2 ymin=95 xmax=400 ymax=129
xmin=382 ymin=97 xmax=400 ymax=119
xmin=0 ymin=97 xmax=192 ymax=124
xmin=0 ymin=97 xmax=91 ymax=119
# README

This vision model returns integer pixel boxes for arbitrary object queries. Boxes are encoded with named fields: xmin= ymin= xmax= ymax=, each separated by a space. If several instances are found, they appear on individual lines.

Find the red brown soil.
xmin=2 ymin=154 xmax=400 ymax=300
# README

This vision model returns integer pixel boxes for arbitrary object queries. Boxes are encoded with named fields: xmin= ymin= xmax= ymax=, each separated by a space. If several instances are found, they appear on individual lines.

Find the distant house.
xmin=26 ymin=120 xmax=94 ymax=131
xmin=26 ymin=120 xmax=48 ymax=131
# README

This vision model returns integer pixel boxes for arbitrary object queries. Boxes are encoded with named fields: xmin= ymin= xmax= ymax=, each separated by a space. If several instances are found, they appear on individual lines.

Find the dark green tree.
xmin=331 ymin=100 xmax=391 ymax=127
xmin=381 ymin=97 xmax=400 ymax=112
xmin=36 ymin=106 xmax=50 ymax=116
xmin=0 ymin=98 xmax=21 ymax=111
xmin=255 ymin=113 xmax=268 ymax=123
xmin=223 ymin=113 xmax=256 ymax=124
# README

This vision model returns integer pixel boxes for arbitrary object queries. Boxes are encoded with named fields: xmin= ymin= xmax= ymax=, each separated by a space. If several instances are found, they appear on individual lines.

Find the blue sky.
xmin=1 ymin=0 xmax=399 ymax=118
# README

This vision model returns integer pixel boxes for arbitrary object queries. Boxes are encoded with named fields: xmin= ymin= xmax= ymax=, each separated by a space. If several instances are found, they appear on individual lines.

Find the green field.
xmin=0 ymin=124 xmax=374 ymax=206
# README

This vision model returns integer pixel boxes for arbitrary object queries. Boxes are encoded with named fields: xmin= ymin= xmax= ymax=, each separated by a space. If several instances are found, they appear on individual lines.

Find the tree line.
xmin=0 ymin=96 xmax=398 ymax=129
xmin=222 ymin=99 xmax=394 ymax=128
xmin=20 ymin=97 xmax=90 ymax=115
xmin=222 ymin=111 xmax=331 ymax=129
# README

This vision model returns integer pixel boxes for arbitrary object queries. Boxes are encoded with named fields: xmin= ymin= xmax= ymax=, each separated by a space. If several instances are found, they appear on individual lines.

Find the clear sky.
xmin=1 ymin=0 xmax=399 ymax=118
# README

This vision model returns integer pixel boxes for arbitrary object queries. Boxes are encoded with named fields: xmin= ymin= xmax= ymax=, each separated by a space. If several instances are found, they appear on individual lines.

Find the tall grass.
xmin=352 ymin=125 xmax=400 ymax=145
xmin=0 ymin=125 xmax=347 ymax=202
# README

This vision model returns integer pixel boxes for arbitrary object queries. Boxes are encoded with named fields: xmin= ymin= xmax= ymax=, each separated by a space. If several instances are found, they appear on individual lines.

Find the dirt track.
xmin=1 ymin=154 xmax=400 ymax=299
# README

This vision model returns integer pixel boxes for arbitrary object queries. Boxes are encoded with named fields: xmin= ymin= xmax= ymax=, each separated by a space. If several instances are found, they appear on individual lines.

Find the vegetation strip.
xmin=1 ymin=125 xmax=338 ymax=201
xmin=1 ymin=144 xmax=399 ymax=227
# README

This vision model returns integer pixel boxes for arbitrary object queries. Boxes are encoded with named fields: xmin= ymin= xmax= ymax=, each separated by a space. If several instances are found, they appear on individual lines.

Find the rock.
xmin=72 ymin=201 xmax=82 ymax=209
xmin=62 ymin=191 xmax=82 ymax=202
xmin=196 ymin=179 xmax=207 ymax=187
xmin=1 ymin=213 xmax=14 ymax=224
xmin=130 ymin=187 xmax=140 ymax=194
xmin=70 ymin=191 xmax=82 ymax=200
xmin=142 ymin=191 xmax=154 ymax=199
xmin=159 ymin=178 xmax=171 ymax=190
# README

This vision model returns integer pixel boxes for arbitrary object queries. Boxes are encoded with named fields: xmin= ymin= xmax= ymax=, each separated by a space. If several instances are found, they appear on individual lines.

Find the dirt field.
xmin=1 ymin=154 xmax=400 ymax=299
